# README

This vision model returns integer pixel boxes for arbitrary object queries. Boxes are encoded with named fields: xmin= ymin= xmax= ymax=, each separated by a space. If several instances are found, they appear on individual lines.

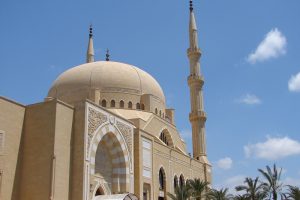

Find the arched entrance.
xmin=89 ymin=129 xmax=130 ymax=195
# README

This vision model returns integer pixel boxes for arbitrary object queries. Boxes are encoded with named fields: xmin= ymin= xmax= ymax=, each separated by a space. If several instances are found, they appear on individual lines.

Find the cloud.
xmin=288 ymin=72 xmax=300 ymax=92
xmin=217 ymin=157 xmax=233 ymax=170
xmin=244 ymin=136 xmax=300 ymax=160
xmin=236 ymin=94 xmax=262 ymax=105
xmin=247 ymin=28 xmax=287 ymax=64
xmin=214 ymin=175 xmax=245 ymax=194
xmin=284 ymin=177 xmax=300 ymax=187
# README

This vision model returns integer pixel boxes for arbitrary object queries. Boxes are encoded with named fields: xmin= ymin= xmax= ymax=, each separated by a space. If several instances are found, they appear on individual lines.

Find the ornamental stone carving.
xmin=87 ymin=107 xmax=108 ymax=153
xmin=116 ymin=121 xmax=132 ymax=154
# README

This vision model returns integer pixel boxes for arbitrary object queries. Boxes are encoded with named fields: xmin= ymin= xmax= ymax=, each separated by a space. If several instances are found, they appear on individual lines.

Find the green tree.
xmin=167 ymin=182 xmax=191 ymax=200
xmin=235 ymin=177 xmax=267 ymax=200
xmin=258 ymin=164 xmax=284 ymax=200
xmin=207 ymin=188 xmax=233 ymax=200
xmin=233 ymin=195 xmax=248 ymax=200
xmin=188 ymin=178 xmax=209 ymax=200
xmin=285 ymin=185 xmax=300 ymax=200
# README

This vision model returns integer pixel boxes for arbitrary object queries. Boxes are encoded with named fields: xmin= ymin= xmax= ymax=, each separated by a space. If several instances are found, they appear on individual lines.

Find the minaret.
xmin=86 ymin=25 xmax=95 ymax=63
xmin=187 ymin=0 xmax=207 ymax=162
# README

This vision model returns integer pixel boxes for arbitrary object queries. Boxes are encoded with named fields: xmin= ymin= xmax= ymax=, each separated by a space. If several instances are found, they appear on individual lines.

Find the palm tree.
xmin=235 ymin=177 xmax=267 ymax=200
xmin=207 ymin=188 xmax=233 ymax=200
xmin=258 ymin=164 xmax=284 ymax=200
xmin=188 ymin=178 xmax=209 ymax=200
xmin=167 ymin=182 xmax=191 ymax=200
xmin=233 ymin=195 xmax=248 ymax=200
xmin=285 ymin=185 xmax=300 ymax=200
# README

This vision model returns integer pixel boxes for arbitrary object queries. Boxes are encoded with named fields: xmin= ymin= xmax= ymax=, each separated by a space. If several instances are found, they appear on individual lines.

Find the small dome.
xmin=47 ymin=61 xmax=165 ymax=106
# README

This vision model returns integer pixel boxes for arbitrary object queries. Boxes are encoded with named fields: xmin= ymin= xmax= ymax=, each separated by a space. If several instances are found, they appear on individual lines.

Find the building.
xmin=0 ymin=1 xmax=211 ymax=200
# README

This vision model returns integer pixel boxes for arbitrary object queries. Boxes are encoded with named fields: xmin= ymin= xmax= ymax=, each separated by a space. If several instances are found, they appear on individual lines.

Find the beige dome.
xmin=47 ymin=61 xmax=165 ymax=105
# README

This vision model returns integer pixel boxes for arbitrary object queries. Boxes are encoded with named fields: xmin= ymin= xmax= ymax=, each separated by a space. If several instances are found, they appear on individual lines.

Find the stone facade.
xmin=0 ymin=2 xmax=212 ymax=200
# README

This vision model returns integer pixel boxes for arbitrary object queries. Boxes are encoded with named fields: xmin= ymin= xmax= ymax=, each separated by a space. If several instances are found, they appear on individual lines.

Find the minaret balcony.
xmin=189 ymin=111 xmax=207 ymax=122
xmin=187 ymin=75 xmax=204 ymax=87
xmin=187 ymin=47 xmax=201 ymax=57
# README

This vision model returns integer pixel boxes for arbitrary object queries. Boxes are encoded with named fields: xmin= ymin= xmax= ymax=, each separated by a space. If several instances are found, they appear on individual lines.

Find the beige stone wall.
xmin=70 ymin=102 xmax=86 ymax=200
xmin=53 ymin=102 xmax=74 ymax=200
xmin=0 ymin=97 xmax=25 ymax=200
xmin=142 ymin=115 xmax=187 ymax=154
xmin=19 ymin=100 xmax=73 ymax=200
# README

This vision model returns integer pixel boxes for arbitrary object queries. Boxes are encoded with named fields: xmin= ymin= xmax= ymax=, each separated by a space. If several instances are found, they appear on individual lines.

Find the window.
xmin=174 ymin=175 xmax=178 ymax=189
xmin=95 ymin=186 xmax=104 ymax=196
xmin=136 ymin=103 xmax=140 ymax=109
xmin=128 ymin=101 xmax=133 ymax=109
xmin=179 ymin=175 xmax=184 ymax=188
xmin=141 ymin=103 xmax=145 ymax=110
xmin=120 ymin=100 xmax=124 ymax=108
xmin=110 ymin=100 xmax=115 ymax=107
xmin=159 ymin=168 xmax=165 ymax=190
xmin=159 ymin=132 xmax=169 ymax=146
xmin=159 ymin=110 xmax=162 ymax=117
xmin=155 ymin=108 xmax=158 ymax=114
xmin=101 ymin=99 xmax=107 ymax=107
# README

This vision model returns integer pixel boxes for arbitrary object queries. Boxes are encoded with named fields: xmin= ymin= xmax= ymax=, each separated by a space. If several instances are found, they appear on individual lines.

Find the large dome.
xmin=47 ymin=61 xmax=165 ymax=107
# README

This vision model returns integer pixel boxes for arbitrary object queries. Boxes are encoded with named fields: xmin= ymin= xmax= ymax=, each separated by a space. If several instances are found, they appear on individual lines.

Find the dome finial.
xmin=86 ymin=24 xmax=95 ymax=63
xmin=189 ymin=0 xmax=193 ymax=12
xmin=106 ymin=49 xmax=110 ymax=61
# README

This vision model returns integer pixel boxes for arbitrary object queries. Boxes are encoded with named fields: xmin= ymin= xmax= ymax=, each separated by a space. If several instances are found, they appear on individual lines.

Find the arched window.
xmin=141 ymin=103 xmax=145 ymax=110
xmin=155 ymin=108 xmax=158 ymax=114
xmin=174 ymin=175 xmax=178 ymax=189
xmin=110 ymin=100 xmax=115 ymax=107
xmin=159 ymin=110 xmax=162 ymax=117
xmin=95 ymin=186 xmax=104 ymax=196
xmin=120 ymin=100 xmax=124 ymax=108
xmin=101 ymin=99 xmax=107 ymax=107
xmin=179 ymin=175 xmax=184 ymax=188
xmin=128 ymin=101 xmax=133 ymax=109
xmin=136 ymin=103 xmax=140 ymax=109
xmin=159 ymin=132 xmax=169 ymax=146
xmin=159 ymin=168 xmax=165 ymax=190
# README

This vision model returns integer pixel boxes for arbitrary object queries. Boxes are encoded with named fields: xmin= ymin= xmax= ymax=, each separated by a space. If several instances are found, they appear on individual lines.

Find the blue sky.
xmin=1 ymin=0 xmax=300 ymax=192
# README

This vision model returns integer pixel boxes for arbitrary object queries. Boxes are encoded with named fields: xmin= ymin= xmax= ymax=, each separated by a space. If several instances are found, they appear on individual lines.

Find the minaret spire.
xmin=187 ymin=0 xmax=208 ymax=162
xmin=86 ymin=25 xmax=95 ymax=63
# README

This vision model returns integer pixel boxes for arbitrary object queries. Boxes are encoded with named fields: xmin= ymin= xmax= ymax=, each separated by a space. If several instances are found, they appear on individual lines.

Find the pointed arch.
xmin=159 ymin=128 xmax=174 ymax=147
xmin=89 ymin=124 xmax=131 ymax=194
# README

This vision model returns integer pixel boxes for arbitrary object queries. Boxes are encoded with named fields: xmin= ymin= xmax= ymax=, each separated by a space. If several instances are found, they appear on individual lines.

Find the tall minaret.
xmin=86 ymin=25 xmax=95 ymax=63
xmin=187 ymin=0 xmax=207 ymax=162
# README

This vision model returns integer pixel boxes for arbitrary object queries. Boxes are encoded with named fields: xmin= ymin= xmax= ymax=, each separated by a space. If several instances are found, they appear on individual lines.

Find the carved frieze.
xmin=116 ymin=121 xmax=132 ymax=154
xmin=87 ymin=107 xmax=108 ymax=152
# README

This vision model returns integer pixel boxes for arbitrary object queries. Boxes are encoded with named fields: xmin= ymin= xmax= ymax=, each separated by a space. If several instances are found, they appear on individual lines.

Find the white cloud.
xmin=244 ymin=136 xmax=300 ymax=160
xmin=284 ymin=177 xmax=300 ymax=187
xmin=288 ymin=72 xmax=300 ymax=92
xmin=247 ymin=28 xmax=287 ymax=64
xmin=217 ymin=157 xmax=233 ymax=170
xmin=214 ymin=175 xmax=245 ymax=194
xmin=236 ymin=94 xmax=262 ymax=105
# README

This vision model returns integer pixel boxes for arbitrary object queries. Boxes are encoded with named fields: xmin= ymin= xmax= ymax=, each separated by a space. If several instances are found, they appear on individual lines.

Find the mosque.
xmin=0 ymin=1 xmax=211 ymax=200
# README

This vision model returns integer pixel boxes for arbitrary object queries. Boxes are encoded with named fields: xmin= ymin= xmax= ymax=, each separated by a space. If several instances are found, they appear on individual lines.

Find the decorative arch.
xmin=128 ymin=101 xmax=133 ymax=109
xmin=158 ymin=167 xmax=167 ymax=200
xmin=110 ymin=100 xmax=115 ymax=107
xmin=136 ymin=103 xmax=140 ymax=109
xmin=179 ymin=174 xmax=185 ymax=188
xmin=174 ymin=175 xmax=178 ymax=189
xmin=101 ymin=99 xmax=107 ymax=107
xmin=89 ymin=124 xmax=131 ymax=194
xmin=120 ymin=100 xmax=125 ymax=108
xmin=159 ymin=128 xmax=174 ymax=147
